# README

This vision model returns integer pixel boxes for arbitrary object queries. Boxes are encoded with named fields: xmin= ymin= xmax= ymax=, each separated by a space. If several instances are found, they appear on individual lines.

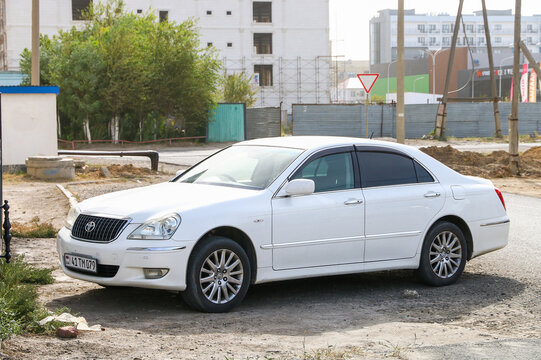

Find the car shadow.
xmin=46 ymin=270 xmax=524 ymax=337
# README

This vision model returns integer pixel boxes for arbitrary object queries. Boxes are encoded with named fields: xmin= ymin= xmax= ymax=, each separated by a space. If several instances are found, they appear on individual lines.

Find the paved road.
xmin=66 ymin=141 xmax=539 ymax=169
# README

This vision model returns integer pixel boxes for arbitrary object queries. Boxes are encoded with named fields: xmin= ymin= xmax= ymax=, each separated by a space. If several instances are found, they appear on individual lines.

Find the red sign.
xmin=356 ymin=74 xmax=379 ymax=94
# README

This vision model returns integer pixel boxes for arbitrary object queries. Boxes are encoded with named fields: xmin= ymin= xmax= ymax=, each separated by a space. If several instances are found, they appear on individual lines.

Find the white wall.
xmin=1 ymin=93 xmax=58 ymax=165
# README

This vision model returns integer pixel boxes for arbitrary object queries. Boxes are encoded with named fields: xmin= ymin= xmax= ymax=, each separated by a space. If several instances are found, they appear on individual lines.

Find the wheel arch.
xmin=191 ymin=226 xmax=258 ymax=283
xmin=429 ymin=215 xmax=473 ymax=260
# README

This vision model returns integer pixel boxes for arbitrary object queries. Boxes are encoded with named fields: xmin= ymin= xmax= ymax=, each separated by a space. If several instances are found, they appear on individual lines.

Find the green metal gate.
xmin=207 ymin=103 xmax=246 ymax=142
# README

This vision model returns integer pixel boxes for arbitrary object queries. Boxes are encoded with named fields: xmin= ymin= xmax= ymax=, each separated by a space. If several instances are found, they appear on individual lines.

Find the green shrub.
xmin=0 ymin=256 xmax=55 ymax=342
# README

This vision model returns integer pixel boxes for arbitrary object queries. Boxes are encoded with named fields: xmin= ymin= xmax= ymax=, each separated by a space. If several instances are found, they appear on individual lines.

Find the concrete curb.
xmin=56 ymin=184 xmax=78 ymax=208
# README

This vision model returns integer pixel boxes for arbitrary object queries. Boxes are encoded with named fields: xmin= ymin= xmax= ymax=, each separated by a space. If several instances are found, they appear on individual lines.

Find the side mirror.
xmin=284 ymin=179 xmax=315 ymax=196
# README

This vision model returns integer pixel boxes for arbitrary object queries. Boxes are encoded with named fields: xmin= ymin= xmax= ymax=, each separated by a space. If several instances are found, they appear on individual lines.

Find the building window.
xmin=495 ymin=24 xmax=502 ymax=31
xmin=227 ymin=42 xmax=233 ymax=47
xmin=478 ymin=24 xmax=484 ymax=33
xmin=226 ymin=10 xmax=232 ymax=16
xmin=254 ymin=65 xmax=273 ymax=86
xmin=72 ymin=0 xmax=92 ymax=20
xmin=253 ymin=2 xmax=272 ymax=23
xmin=207 ymin=42 xmax=213 ymax=47
xmin=442 ymin=37 xmax=450 ymax=46
xmin=137 ymin=9 xmax=142 ymax=14
xmin=417 ymin=37 xmax=425 ymax=45
xmin=159 ymin=11 xmax=168 ymax=22
xmin=429 ymin=37 xmax=437 ymax=46
xmin=465 ymin=24 xmax=473 ymax=33
xmin=429 ymin=24 xmax=436 ymax=33
xmin=206 ymin=10 xmax=212 ymax=15
xmin=442 ymin=24 xmax=450 ymax=33
xmin=417 ymin=24 xmax=425 ymax=33
xmin=478 ymin=37 xmax=485 ymax=45
xmin=254 ymin=33 xmax=272 ymax=54
xmin=527 ymin=24 xmax=533 ymax=32
xmin=495 ymin=37 xmax=502 ymax=44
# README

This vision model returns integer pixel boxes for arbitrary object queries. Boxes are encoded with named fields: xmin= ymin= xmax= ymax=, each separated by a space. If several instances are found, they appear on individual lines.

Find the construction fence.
xmin=292 ymin=103 xmax=541 ymax=138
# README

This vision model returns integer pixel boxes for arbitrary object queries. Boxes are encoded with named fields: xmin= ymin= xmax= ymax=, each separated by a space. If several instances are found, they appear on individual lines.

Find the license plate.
xmin=64 ymin=253 xmax=97 ymax=273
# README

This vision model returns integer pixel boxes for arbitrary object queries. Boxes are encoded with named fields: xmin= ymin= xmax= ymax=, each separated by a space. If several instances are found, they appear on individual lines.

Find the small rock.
xmin=57 ymin=326 xmax=78 ymax=339
xmin=401 ymin=289 xmax=420 ymax=299
xmin=99 ymin=166 xmax=111 ymax=178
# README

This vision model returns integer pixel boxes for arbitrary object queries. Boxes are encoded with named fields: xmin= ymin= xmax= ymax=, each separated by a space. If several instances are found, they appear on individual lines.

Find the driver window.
xmin=293 ymin=152 xmax=354 ymax=193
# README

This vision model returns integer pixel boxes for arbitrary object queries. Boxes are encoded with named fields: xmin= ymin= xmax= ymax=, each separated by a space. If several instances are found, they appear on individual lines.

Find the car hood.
xmin=78 ymin=182 xmax=262 ymax=223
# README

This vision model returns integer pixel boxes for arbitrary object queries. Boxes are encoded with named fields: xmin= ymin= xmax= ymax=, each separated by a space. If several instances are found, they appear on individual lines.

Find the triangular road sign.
xmin=356 ymin=73 xmax=379 ymax=94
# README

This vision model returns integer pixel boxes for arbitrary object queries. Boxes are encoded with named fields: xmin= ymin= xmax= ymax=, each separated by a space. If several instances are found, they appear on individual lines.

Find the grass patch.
xmin=11 ymin=217 xmax=58 ymax=238
xmin=0 ymin=256 xmax=56 ymax=343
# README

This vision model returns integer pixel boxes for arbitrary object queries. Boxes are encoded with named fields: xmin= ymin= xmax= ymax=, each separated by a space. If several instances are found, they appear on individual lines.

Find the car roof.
xmin=237 ymin=136 xmax=405 ymax=151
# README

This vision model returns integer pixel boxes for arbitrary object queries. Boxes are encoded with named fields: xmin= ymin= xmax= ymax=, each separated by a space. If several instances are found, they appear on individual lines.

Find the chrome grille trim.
xmin=71 ymin=214 xmax=131 ymax=243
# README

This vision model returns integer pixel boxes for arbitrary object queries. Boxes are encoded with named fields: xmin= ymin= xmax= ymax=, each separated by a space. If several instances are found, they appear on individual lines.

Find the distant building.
xmin=331 ymin=78 xmax=366 ymax=104
xmin=370 ymin=8 xmax=541 ymax=66
xmin=0 ymin=0 xmax=331 ymax=109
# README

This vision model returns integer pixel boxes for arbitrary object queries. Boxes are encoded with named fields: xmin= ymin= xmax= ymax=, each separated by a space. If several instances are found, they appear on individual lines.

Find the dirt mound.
xmin=420 ymin=145 xmax=541 ymax=178
xmin=106 ymin=164 xmax=154 ymax=177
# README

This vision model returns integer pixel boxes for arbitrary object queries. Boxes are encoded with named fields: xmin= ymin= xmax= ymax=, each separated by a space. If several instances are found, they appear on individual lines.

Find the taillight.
xmin=494 ymin=188 xmax=506 ymax=210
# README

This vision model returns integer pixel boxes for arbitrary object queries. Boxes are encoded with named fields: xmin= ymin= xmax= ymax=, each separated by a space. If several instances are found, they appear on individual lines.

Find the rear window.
xmin=357 ymin=151 xmax=433 ymax=187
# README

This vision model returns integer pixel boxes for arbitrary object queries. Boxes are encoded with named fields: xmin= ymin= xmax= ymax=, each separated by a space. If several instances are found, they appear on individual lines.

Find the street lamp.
xmin=499 ymin=55 xmax=514 ymax=98
xmin=413 ymin=76 xmax=426 ymax=92
xmin=387 ymin=59 xmax=398 ymax=96
xmin=422 ymin=48 xmax=450 ymax=103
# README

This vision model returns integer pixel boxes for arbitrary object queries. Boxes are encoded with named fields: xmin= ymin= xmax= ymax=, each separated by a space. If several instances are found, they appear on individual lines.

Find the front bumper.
xmin=56 ymin=227 xmax=196 ymax=291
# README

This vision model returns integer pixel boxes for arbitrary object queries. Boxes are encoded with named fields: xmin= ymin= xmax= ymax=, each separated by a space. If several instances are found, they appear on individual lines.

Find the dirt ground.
xmin=3 ymin=192 xmax=541 ymax=359
xmin=1 ymin=145 xmax=541 ymax=359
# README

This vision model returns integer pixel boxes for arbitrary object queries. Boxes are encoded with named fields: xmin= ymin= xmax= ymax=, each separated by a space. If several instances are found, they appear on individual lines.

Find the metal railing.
xmin=58 ymin=136 xmax=206 ymax=150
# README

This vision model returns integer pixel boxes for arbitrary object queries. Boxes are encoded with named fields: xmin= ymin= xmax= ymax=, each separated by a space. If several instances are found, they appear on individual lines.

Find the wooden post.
xmin=481 ymin=0 xmax=502 ymax=138
xmin=518 ymin=40 xmax=541 ymax=80
xmin=396 ymin=0 xmax=405 ymax=143
xmin=435 ymin=0 xmax=464 ymax=139
xmin=509 ymin=0 xmax=521 ymax=175
xmin=31 ymin=0 xmax=39 ymax=86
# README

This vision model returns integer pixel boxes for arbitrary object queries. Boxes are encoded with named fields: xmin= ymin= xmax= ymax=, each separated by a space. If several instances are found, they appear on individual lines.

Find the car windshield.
xmin=175 ymin=145 xmax=304 ymax=190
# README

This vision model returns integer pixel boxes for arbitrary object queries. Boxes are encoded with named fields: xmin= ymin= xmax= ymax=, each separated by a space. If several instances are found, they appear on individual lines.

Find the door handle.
xmin=424 ymin=191 xmax=441 ymax=198
xmin=344 ymin=199 xmax=363 ymax=205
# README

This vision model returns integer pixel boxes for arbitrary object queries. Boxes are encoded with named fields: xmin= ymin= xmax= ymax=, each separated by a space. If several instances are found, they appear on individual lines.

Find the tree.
xmin=222 ymin=72 xmax=258 ymax=107
xmin=19 ymin=0 xmax=222 ymax=142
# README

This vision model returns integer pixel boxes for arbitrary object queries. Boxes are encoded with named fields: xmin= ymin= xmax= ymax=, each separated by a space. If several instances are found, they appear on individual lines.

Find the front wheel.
xmin=182 ymin=236 xmax=251 ymax=312
xmin=416 ymin=222 xmax=467 ymax=286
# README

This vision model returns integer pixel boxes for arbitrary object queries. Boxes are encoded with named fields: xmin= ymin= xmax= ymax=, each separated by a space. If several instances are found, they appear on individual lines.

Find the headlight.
xmin=128 ymin=214 xmax=181 ymax=240
xmin=65 ymin=207 xmax=81 ymax=230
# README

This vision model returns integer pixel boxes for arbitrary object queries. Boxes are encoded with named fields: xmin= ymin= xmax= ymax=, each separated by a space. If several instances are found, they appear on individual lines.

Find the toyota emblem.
xmin=85 ymin=221 xmax=96 ymax=232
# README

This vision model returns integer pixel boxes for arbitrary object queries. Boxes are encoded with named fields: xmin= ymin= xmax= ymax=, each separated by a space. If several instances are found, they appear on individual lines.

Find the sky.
xmin=329 ymin=0 xmax=541 ymax=60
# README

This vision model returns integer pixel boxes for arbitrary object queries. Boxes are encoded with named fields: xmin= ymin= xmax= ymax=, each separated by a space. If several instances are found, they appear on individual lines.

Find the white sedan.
xmin=57 ymin=137 xmax=509 ymax=312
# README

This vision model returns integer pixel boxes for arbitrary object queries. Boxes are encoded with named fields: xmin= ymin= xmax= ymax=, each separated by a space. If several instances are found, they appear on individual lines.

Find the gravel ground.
xmin=2 ymin=193 xmax=541 ymax=359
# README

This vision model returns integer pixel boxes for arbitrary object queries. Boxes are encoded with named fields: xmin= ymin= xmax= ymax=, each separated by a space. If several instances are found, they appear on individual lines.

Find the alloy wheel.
xmin=199 ymin=249 xmax=244 ymax=304
xmin=429 ymin=231 xmax=463 ymax=279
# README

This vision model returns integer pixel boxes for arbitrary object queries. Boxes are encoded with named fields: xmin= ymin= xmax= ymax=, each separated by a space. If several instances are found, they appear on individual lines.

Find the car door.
xmin=271 ymin=147 xmax=365 ymax=270
xmin=356 ymin=148 xmax=445 ymax=262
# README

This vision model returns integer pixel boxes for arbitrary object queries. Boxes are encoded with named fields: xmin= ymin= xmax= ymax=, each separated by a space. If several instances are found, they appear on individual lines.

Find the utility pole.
xmin=396 ymin=0 xmax=405 ymax=143
xmin=509 ymin=0 xmax=521 ymax=174
xmin=481 ymin=0 xmax=502 ymax=138
xmin=435 ymin=0 xmax=463 ymax=139
xmin=31 ymin=0 xmax=39 ymax=86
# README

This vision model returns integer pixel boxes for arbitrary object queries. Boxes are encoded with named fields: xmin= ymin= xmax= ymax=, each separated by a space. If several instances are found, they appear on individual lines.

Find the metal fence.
xmin=292 ymin=103 xmax=541 ymax=138
xmin=246 ymin=107 xmax=281 ymax=140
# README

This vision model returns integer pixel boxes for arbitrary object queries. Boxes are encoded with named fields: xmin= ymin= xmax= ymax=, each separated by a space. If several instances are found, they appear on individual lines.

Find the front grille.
xmin=72 ymin=214 xmax=129 ymax=242
xmin=68 ymin=263 xmax=120 ymax=278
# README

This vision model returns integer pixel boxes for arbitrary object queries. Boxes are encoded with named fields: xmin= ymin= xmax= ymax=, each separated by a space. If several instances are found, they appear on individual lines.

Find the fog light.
xmin=143 ymin=268 xmax=169 ymax=279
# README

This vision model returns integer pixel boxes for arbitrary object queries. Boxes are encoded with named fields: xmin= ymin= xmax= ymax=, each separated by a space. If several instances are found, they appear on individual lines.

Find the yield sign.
xmin=356 ymin=73 xmax=379 ymax=94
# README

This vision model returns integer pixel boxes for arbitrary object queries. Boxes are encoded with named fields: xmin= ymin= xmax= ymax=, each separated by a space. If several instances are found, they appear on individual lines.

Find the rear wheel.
xmin=182 ymin=236 xmax=251 ymax=312
xmin=417 ymin=221 xmax=467 ymax=286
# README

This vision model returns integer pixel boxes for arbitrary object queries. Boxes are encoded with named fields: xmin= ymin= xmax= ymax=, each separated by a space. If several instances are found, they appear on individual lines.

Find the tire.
xmin=181 ymin=236 xmax=251 ymax=313
xmin=416 ymin=221 xmax=467 ymax=286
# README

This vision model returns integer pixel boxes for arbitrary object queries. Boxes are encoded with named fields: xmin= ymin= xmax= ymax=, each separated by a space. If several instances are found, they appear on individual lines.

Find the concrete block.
xmin=26 ymin=156 xmax=75 ymax=180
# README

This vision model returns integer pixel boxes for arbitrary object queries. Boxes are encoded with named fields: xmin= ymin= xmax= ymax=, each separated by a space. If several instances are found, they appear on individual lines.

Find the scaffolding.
xmin=222 ymin=56 xmax=335 ymax=111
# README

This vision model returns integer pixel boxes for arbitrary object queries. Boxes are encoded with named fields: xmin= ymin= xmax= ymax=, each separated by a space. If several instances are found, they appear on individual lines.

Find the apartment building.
xmin=0 ymin=0 xmax=331 ymax=109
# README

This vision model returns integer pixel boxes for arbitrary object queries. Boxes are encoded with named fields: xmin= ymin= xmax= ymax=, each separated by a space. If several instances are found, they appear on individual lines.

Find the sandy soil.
xmin=3 ymin=191 xmax=541 ymax=360
xmin=1 ymin=146 xmax=541 ymax=359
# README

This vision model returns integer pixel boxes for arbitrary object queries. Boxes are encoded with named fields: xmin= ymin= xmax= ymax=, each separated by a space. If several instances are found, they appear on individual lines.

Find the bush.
xmin=11 ymin=217 xmax=57 ymax=238
xmin=0 ymin=256 xmax=55 ymax=342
